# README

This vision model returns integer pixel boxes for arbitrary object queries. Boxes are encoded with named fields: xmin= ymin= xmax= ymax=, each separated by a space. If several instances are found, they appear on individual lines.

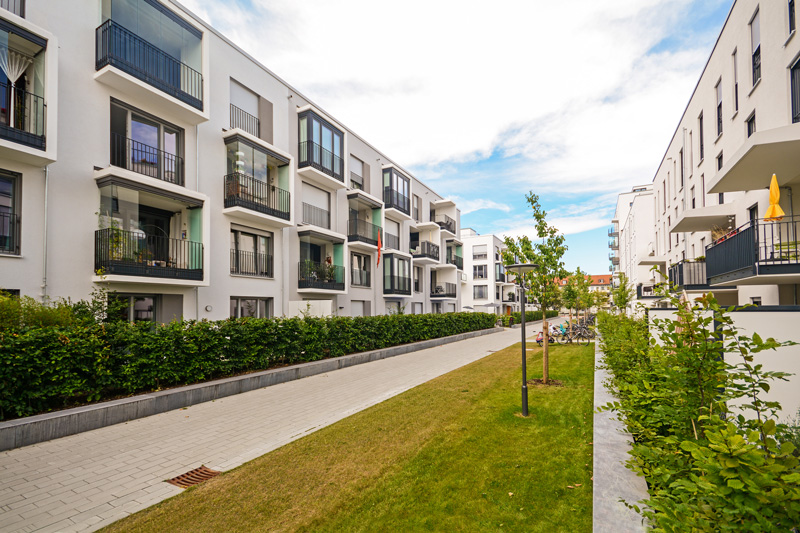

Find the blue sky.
xmin=184 ymin=0 xmax=733 ymax=274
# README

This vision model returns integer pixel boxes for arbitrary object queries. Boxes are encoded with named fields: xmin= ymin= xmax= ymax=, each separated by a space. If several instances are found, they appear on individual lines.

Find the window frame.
xmin=0 ymin=170 xmax=20 ymax=256
xmin=230 ymin=297 xmax=273 ymax=319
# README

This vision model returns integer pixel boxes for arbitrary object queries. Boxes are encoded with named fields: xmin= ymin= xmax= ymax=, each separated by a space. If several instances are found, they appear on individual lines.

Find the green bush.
xmin=0 ymin=306 xmax=497 ymax=420
xmin=499 ymin=310 xmax=558 ymax=327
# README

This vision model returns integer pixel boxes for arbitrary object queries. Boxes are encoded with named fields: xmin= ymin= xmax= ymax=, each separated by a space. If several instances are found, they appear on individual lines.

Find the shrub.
xmin=499 ymin=310 xmax=558 ymax=327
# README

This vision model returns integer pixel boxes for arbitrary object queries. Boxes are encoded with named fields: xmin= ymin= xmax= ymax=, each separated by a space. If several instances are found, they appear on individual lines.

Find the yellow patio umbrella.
xmin=764 ymin=174 xmax=785 ymax=221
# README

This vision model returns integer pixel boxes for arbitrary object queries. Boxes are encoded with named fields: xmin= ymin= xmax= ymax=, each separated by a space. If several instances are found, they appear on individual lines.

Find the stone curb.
xmin=0 ymin=327 xmax=502 ymax=451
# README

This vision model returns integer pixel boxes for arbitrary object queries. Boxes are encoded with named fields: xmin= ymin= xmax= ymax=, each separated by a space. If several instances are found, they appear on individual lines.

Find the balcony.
xmin=706 ymin=216 xmax=800 ymax=286
xmin=608 ymin=239 xmax=618 ymax=250
xmin=230 ymin=249 xmax=273 ymax=278
xmin=298 ymin=261 xmax=344 ymax=291
xmin=230 ymin=104 xmax=259 ymax=138
xmin=0 ymin=212 xmax=20 ymax=255
xmin=347 ymin=219 xmax=382 ymax=247
xmin=434 ymin=214 xmax=456 ymax=234
xmin=111 ymin=133 xmax=183 ymax=186
xmin=351 ymin=268 xmax=370 ymax=288
xmin=298 ymin=140 xmax=344 ymax=186
xmin=224 ymin=173 xmax=290 ymax=221
xmin=384 ymin=274 xmax=411 ymax=296
xmin=384 ymin=232 xmax=400 ymax=251
xmin=302 ymin=203 xmax=330 ymax=229
xmin=0 ymin=0 xmax=24 ymax=17
xmin=608 ymin=227 xmax=619 ymax=237
xmin=0 ymin=81 xmax=46 ymax=151
xmin=668 ymin=260 xmax=736 ymax=292
xmin=496 ymin=271 xmax=506 ymax=283
xmin=384 ymin=187 xmax=410 ymax=217
xmin=609 ymin=253 xmax=620 ymax=264
xmin=503 ymin=293 xmax=517 ymax=303
xmin=95 ymin=228 xmax=203 ymax=281
xmin=431 ymin=282 xmax=457 ymax=298
xmin=447 ymin=254 xmax=463 ymax=269
xmin=95 ymin=20 xmax=203 ymax=112
xmin=636 ymin=284 xmax=660 ymax=300
xmin=411 ymin=240 xmax=439 ymax=263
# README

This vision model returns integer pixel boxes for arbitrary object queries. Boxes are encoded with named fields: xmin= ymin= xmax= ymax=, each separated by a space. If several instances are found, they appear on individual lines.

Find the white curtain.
xmin=0 ymin=47 xmax=32 ymax=127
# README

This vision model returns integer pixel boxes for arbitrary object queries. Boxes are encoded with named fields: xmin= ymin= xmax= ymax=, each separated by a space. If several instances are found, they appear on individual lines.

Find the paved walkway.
xmin=0 ymin=324 xmax=546 ymax=533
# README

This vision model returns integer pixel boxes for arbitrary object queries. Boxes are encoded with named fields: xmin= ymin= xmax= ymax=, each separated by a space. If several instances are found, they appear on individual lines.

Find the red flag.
xmin=377 ymin=229 xmax=382 ymax=266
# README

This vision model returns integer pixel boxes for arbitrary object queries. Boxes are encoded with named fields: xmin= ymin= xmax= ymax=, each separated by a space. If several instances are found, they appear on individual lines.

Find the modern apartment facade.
xmin=613 ymin=0 xmax=800 ymax=309
xmin=459 ymin=228 xmax=518 ymax=314
xmin=0 ymin=0 xmax=462 ymax=321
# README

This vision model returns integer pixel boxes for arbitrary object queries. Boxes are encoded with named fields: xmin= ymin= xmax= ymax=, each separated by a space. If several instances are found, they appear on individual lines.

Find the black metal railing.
xmin=298 ymin=140 xmax=343 ymax=182
xmin=385 ymin=232 xmax=399 ymax=250
xmin=230 ymin=249 xmax=273 ymax=278
xmin=351 ymin=268 xmax=370 ymax=287
xmin=95 ymin=228 xmax=203 ymax=280
xmin=668 ymin=260 xmax=708 ymax=289
xmin=431 ymin=282 xmax=457 ymax=298
xmin=496 ymin=271 xmax=506 ymax=283
xmin=0 ymin=212 xmax=20 ymax=255
xmin=383 ymin=187 xmax=410 ymax=215
xmin=706 ymin=224 xmax=758 ymax=281
xmin=0 ymin=80 xmax=46 ymax=149
xmin=752 ymin=47 xmax=761 ymax=86
xmin=347 ymin=219 xmax=382 ymax=246
xmin=224 ymin=173 xmax=290 ymax=220
xmin=230 ymin=104 xmax=259 ymax=137
xmin=302 ymin=203 xmax=330 ymax=229
xmin=411 ymin=240 xmax=439 ymax=261
xmin=298 ymin=261 xmax=344 ymax=291
xmin=384 ymin=274 xmax=411 ymax=295
xmin=96 ymin=20 xmax=203 ymax=110
xmin=434 ymin=214 xmax=456 ymax=234
xmin=111 ymin=132 xmax=184 ymax=186
xmin=447 ymin=254 xmax=463 ymax=269
xmin=0 ymin=0 xmax=24 ymax=17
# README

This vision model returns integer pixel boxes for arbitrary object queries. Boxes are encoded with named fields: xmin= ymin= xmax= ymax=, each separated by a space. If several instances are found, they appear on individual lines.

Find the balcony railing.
xmin=95 ymin=228 xmax=203 ymax=280
xmin=496 ymin=271 xmax=506 ymax=283
xmin=434 ymin=214 xmax=456 ymax=234
xmin=0 ymin=0 xmax=25 ymax=17
xmin=383 ymin=187 xmax=410 ymax=215
xmin=347 ymin=218 xmax=382 ymax=246
xmin=351 ymin=268 xmax=370 ymax=287
xmin=384 ymin=274 xmax=411 ymax=295
xmin=447 ymin=254 xmax=463 ymax=269
xmin=431 ymin=282 xmax=457 ymax=298
xmin=706 ymin=215 xmax=800 ymax=284
xmin=410 ymin=240 xmax=439 ymax=261
xmin=503 ymin=293 xmax=517 ymax=303
xmin=298 ymin=140 xmax=343 ymax=182
xmin=0 ymin=81 xmax=45 ymax=150
xmin=95 ymin=20 xmax=203 ymax=110
xmin=224 ymin=173 xmax=290 ymax=220
xmin=608 ymin=228 xmax=619 ymax=237
xmin=668 ymin=260 xmax=708 ymax=290
xmin=637 ymin=284 xmax=659 ymax=299
xmin=302 ymin=203 xmax=330 ymax=229
xmin=230 ymin=104 xmax=260 ymax=138
xmin=230 ymin=249 xmax=273 ymax=278
xmin=0 ymin=212 xmax=20 ymax=255
xmin=385 ymin=232 xmax=399 ymax=250
xmin=298 ymin=261 xmax=344 ymax=291
xmin=609 ymin=239 xmax=618 ymax=250
xmin=111 ymin=132 xmax=184 ymax=186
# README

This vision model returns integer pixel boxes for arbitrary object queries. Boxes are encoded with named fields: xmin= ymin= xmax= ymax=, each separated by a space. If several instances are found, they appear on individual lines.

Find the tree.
xmin=501 ymin=193 xmax=568 ymax=384
xmin=561 ymin=273 xmax=579 ymax=327
xmin=612 ymin=272 xmax=634 ymax=314
xmin=574 ymin=267 xmax=592 ymax=322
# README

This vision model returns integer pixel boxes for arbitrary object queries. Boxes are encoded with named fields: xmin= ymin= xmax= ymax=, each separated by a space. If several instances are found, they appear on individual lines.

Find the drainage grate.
xmin=166 ymin=465 xmax=220 ymax=488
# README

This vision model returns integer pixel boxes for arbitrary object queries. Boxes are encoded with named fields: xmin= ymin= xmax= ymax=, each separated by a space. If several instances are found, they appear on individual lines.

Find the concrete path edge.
xmin=0 ymin=326 xmax=502 ymax=451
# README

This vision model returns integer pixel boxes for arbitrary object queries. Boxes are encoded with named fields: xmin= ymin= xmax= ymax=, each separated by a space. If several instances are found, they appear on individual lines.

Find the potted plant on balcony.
xmin=507 ymin=291 xmax=515 ymax=301
xmin=325 ymin=255 xmax=337 ymax=282
xmin=694 ymin=255 xmax=705 ymax=262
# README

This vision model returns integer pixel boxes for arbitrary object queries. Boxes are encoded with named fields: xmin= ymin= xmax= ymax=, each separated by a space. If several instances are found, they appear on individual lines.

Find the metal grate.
xmin=166 ymin=465 xmax=220 ymax=488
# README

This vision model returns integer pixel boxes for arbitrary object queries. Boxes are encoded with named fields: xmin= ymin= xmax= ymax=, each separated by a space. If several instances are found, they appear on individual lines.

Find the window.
xmin=231 ymin=228 xmax=273 ymax=277
xmin=691 ymin=186 xmax=696 ymax=209
xmin=349 ymin=155 xmax=364 ymax=190
xmin=698 ymin=113 xmax=704 ymax=160
xmin=473 ymin=285 xmax=488 ymax=299
xmin=112 ymin=294 xmax=158 ymax=323
xmin=679 ymin=149 xmax=684 ymax=188
xmin=0 ymin=171 xmax=20 ymax=255
xmin=791 ymin=58 xmax=800 ymax=123
xmin=750 ymin=297 xmax=762 ymax=307
xmin=717 ymin=152 xmax=723 ymax=171
xmin=716 ymin=81 xmax=723 ymax=135
xmin=662 ymin=180 xmax=666 ymax=212
xmin=732 ymin=50 xmax=739 ymax=112
xmin=751 ymin=9 xmax=761 ymax=86
xmin=414 ymin=266 xmax=422 ymax=293
xmin=298 ymin=110 xmax=343 ymax=180
xmin=791 ymin=0 xmax=797 ymax=34
xmin=385 ymin=301 xmax=401 ymax=315
xmin=230 ymin=297 xmax=272 ymax=318
xmin=230 ymin=79 xmax=260 ymax=137
xmin=747 ymin=113 xmax=756 ymax=137
xmin=719 ymin=193 xmax=725 ymax=205
xmin=0 ymin=288 xmax=20 ymax=297
xmin=350 ymin=252 xmax=371 ymax=287
xmin=472 ymin=244 xmax=487 ymax=260
xmin=701 ymin=174 xmax=706 ymax=206
xmin=382 ymin=168 xmax=410 ymax=214
xmin=473 ymin=264 xmax=487 ymax=279
xmin=412 ymin=195 xmax=420 ymax=221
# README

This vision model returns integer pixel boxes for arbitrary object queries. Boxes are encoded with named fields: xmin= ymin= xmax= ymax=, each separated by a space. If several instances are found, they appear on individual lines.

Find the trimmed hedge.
xmin=499 ymin=310 xmax=558 ymax=327
xmin=0 ymin=312 xmax=497 ymax=420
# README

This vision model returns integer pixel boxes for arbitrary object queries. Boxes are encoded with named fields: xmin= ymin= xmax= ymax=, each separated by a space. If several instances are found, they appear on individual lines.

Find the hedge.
xmin=0 ymin=312 xmax=497 ymax=420
xmin=499 ymin=310 xmax=558 ymax=327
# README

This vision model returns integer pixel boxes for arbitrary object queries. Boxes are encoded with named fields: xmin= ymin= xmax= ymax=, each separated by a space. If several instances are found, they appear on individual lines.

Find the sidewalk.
xmin=0 ymin=324 xmax=544 ymax=533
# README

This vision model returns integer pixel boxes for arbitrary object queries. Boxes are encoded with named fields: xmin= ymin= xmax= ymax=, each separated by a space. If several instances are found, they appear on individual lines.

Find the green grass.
xmin=103 ymin=343 xmax=595 ymax=533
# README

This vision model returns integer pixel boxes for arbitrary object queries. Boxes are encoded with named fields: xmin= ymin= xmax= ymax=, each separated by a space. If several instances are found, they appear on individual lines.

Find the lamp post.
xmin=506 ymin=262 xmax=538 ymax=417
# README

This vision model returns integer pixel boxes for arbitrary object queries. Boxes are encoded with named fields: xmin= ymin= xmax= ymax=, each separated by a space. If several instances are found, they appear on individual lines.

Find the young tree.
xmin=561 ymin=273 xmax=579 ymax=327
xmin=502 ymin=193 xmax=568 ymax=384
xmin=612 ymin=272 xmax=634 ymax=314
xmin=574 ymin=267 xmax=592 ymax=322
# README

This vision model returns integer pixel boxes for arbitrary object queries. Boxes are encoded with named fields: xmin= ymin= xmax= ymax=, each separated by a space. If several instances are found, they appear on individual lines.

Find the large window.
xmin=351 ymin=252 xmax=370 ymax=287
xmin=298 ymin=110 xmax=343 ymax=181
xmin=472 ymin=244 xmax=487 ymax=260
xmin=473 ymin=264 xmax=487 ymax=279
xmin=751 ymin=9 xmax=761 ymax=86
xmin=111 ymin=294 xmax=157 ymax=323
xmin=230 ymin=79 xmax=259 ymax=137
xmin=473 ymin=285 xmax=487 ymax=299
xmin=349 ymin=155 xmax=364 ymax=190
xmin=382 ymin=168 xmax=410 ymax=214
xmin=698 ymin=113 xmax=704 ymax=160
xmin=715 ymin=81 xmax=723 ymax=136
xmin=0 ymin=172 xmax=19 ymax=255
xmin=792 ymin=58 xmax=800 ymax=124
xmin=230 ymin=227 xmax=273 ymax=278
xmin=230 ymin=297 xmax=272 ymax=318
xmin=732 ymin=50 xmax=739 ymax=112
xmin=791 ymin=0 xmax=797 ymax=34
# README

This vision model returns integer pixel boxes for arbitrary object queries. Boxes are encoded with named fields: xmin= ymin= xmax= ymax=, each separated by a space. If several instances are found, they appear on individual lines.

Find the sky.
xmin=182 ymin=0 xmax=733 ymax=274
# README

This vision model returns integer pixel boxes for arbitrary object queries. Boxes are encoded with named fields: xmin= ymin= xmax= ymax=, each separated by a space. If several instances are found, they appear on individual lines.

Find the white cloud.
xmin=451 ymin=197 xmax=512 ymax=215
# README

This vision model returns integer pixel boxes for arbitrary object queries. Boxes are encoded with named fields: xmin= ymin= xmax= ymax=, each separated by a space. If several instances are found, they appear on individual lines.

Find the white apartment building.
xmin=614 ymin=0 xmax=800 ymax=308
xmin=0 ymin=0 xmax=463 ymax=322
xmin=459 ymin=228 xmax=517 ymax=315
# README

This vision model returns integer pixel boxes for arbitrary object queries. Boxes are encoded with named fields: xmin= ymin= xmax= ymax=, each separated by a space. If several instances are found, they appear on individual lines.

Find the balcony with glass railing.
xmin=384 ymin=274 xmax=411 ymax=296
xmin=298 ymin=140 xmax=343 ymax=183
xmin=347 ymin=218 xmax=382 ymax=247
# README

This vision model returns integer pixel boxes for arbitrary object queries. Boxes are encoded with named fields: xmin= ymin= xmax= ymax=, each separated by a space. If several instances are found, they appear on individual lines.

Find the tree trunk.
xmin=542 ymin=305 xmax=549 ymax=384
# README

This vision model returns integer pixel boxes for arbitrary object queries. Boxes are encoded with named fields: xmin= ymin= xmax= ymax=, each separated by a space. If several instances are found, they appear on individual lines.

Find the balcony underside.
xmin=412 ymin=255 xmax=438 ymax=265
xmin=298 ymin=165 xmax=346 ymax=191
xmin=222 ymin=205 xmax=292 ymax=228
xmin=710 ymin=265 xmax=800 ymax=287
xmin=297 ymin=282 xmax=345 ymax=293
xmin=672 ymin=204 xmax=736 ymax=233
xmin=347 ymin=237 xmax=378 ymax=251
xmin=384 ymin=206 xmax=412 ymax=222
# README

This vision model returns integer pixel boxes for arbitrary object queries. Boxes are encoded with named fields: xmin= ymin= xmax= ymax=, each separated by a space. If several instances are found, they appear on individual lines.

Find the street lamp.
xmin=506 ymin=262 xmax=538 ymax=417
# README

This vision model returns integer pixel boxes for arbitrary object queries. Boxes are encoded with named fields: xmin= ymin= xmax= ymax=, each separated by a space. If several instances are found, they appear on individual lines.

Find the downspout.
xmin=41 ymin=165 xmax=49 ymax=302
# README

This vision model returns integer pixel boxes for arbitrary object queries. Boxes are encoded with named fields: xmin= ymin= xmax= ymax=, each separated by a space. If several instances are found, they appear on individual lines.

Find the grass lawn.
xmin=103 ymin=342 xmax=595 ymax=532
